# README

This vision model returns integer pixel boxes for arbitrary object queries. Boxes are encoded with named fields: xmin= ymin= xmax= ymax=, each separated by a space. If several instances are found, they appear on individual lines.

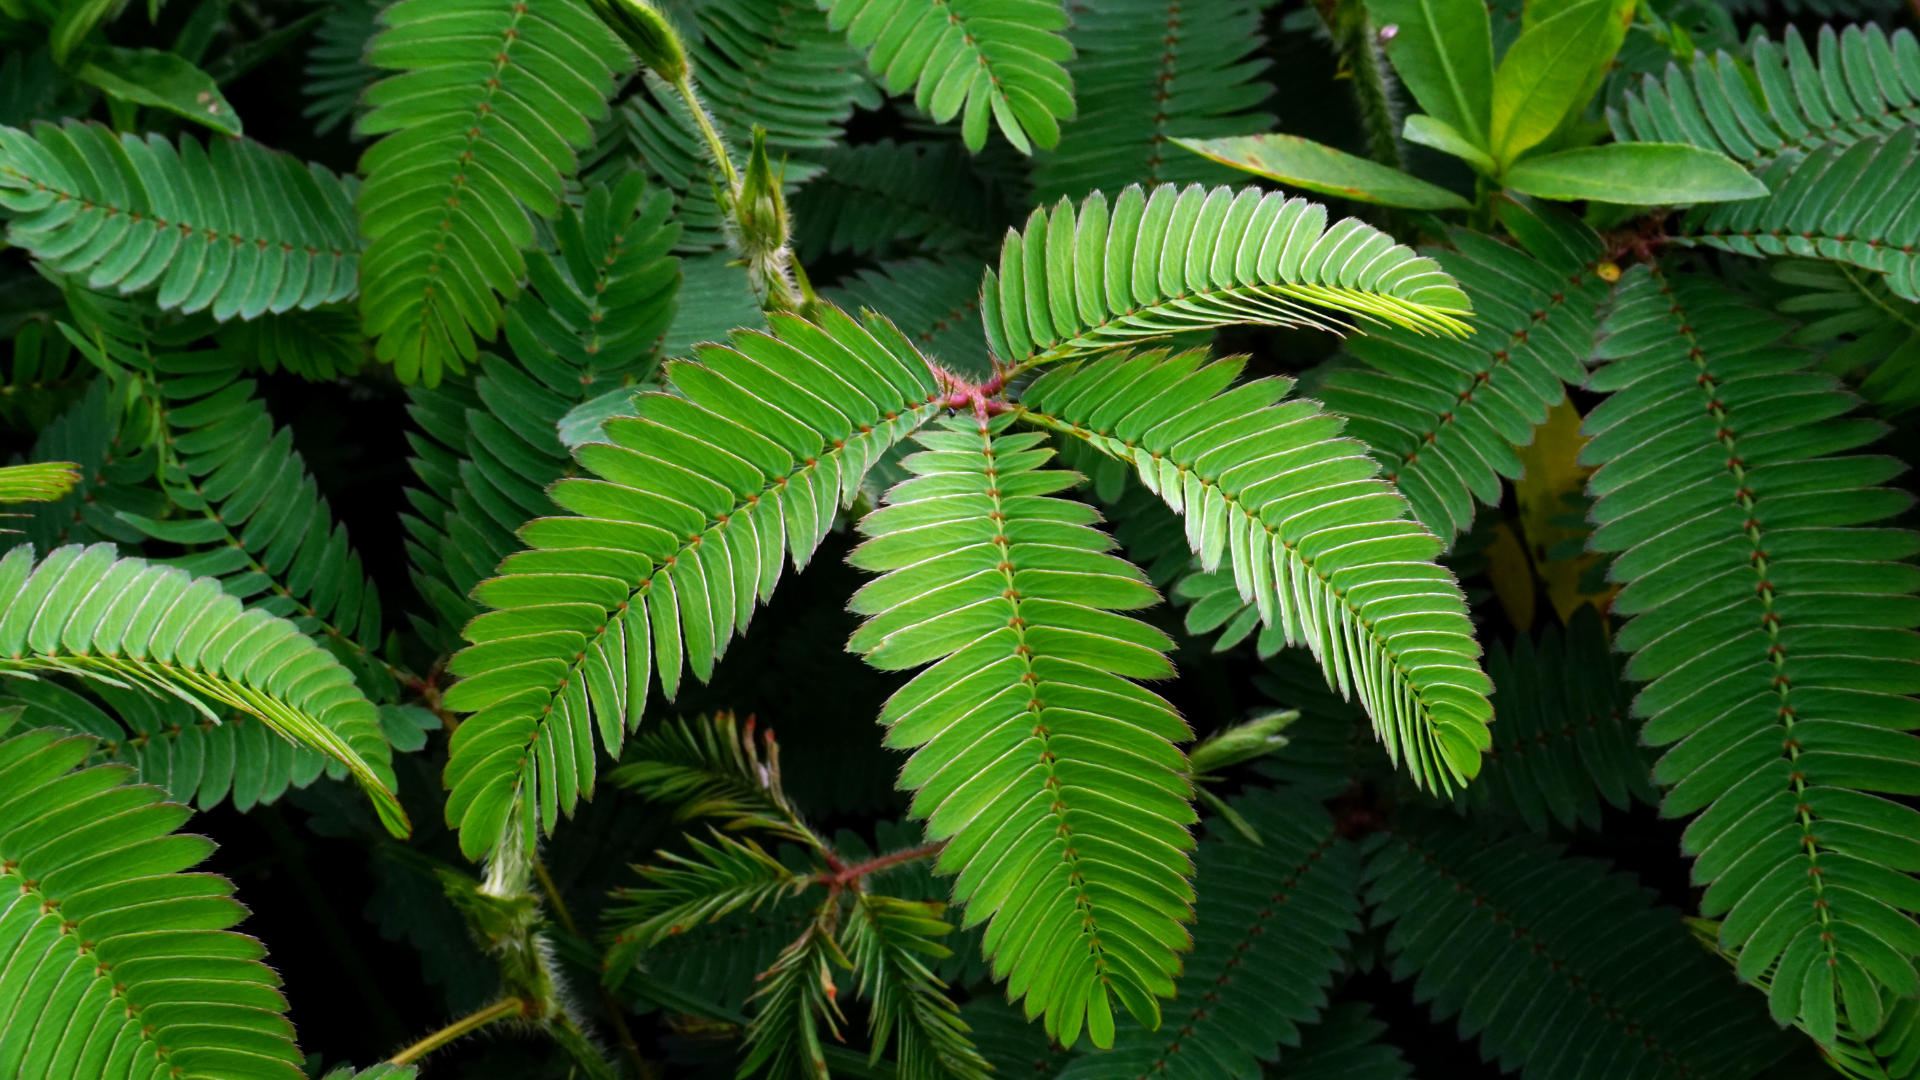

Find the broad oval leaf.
xmin=1502 ymin=143 xmax=1768 ymax=203
xmin=1175 ymin=134 xmax=1471 ymax=210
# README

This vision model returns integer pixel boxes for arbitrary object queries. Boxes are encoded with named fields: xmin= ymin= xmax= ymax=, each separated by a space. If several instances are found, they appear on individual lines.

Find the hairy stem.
xmin=534 ymin=857 xmax=657 ymax=1080
xmin=547 ymin=1012 xmax=622 ymax=1080
xmin=822 ymin=843 xmax=945 ymax=889
xmin=671 ymin=73 xmax=738 ymax=192
xmin=1317 ymin=0 xmax=1402 ymax=169
xmin=390 ymin=997 xmax=528 ymax=1065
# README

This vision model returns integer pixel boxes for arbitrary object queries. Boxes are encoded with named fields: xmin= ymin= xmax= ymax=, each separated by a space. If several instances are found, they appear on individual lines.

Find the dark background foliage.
xmin=4 ymin=0 xmax=1914 ymax=1073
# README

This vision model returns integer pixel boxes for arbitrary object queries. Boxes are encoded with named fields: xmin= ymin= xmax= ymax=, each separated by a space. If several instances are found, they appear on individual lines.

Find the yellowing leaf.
xmin=1485 ymin=521 xmax=1537 ymax=632
xmin=1514 ymin=395 xmax=1615 ymax=623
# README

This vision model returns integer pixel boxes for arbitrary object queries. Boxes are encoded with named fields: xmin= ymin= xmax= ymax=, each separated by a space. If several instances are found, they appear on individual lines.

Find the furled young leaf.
xmin=602 ymin=829 xmax=808 ymax=974
xmin=1033 ymin=0 xmax=1273 ymax=201
xmin=1582 ymin=265 xmax=1920 ymax=1042
xmin=0 ymin=121 xmax=361 ymax=320
xmin=1500 ymin=142 xmax=1767 ymax=203
xmin=849 ymin=412 xmax=1196 ymax=1049
xmin=1176 ymin=134 xmax=1470 ymax=210
xmin=0 ymin=544 xmax=405 ymax=833
xmin=0 ymin=727 xmax=306 ymax=1080
xmin=978 ymin=184 xmax=1472 ymax=371
xmin=607 ymin=711 xmax=810 ymax=841
xmin=1365 ymin=817 xmax=1803 ymax=1079
xmin=440 ymin=304 xmax=942 ymax=860
xmin=1055 ymin=789 xmax=1363 ymax=1080
xmin=740 ymin=920 xmax=847 ymax=1080
xmin=1019 ymin=351 xmax=1493 ymax=792
xmin=1365 ymin=0 xmax=1495 ymax=148
xmin=354 ymin=0 xmax=626 ymax=385
xmin=844 ymin=894 xmax=993 ymax=1080
xmin=822 ymin=0 xmax=1075 ymax=154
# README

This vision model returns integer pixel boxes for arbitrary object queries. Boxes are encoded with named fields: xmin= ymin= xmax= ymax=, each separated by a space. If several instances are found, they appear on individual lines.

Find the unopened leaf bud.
xmin=734 ymin=126 xmax=790 ymax=256
xmin=1187 ymin=709 xmax=1300 ymax=775
xmin=588 ymin=0 xmax=688 ymax=83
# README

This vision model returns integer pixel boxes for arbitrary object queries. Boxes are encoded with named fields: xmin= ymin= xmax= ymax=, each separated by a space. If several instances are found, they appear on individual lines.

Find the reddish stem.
xmin=818 ymin=842 xmax=945 ymax=889
xmin=937 ymin=366 xmax=1011 ymax=419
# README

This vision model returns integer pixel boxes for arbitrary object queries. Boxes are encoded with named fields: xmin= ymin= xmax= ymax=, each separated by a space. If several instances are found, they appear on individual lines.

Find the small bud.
xmin=734 ymin=126 xmax=790 ymax=257
xmin=588 ymin=0 xmax=688 ymax=83
xmin=1376 ymin=22 xmax=1398 ymax=44
xmin=1187 ymin=709 xmax=1300 ymax=775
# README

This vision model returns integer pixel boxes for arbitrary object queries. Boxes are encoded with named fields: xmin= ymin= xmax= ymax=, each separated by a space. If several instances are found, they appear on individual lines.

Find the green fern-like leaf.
xmin=507 ymin=172 xmax=682 ymax=381
xmin=1320 ymin=199 xmax=1611 ymax=542
xmin=354 ymin=0 xmax=626 ymax=385
xmin=1031 ymin=0 xmax=1273 ymax=202
xmin=0 ymin=543 xmax=406 ymax=834
xmin=0 ymin=676 xmax=344 ymax=813
xmin=0 ymin=460 xmax=78 ymax=503
xmin=302 ymin=0 xmax=382 ymax=135
xmin=438 ymin=303 xmax=943 ymax=859
xmin=0 ymin=726 xmax=307 ymax=1080
xmin=793 ymin=141 xmax=1003 ymax=262
xmin=1768 ymin=258 xmax=1920 ymax=416
xmin=109 ymin=349 xmax=394 ymax=699
xmin=825 ymin=256 xmax=992 ymax=379
xmin=1053 ymin=788 xmax=1362 ymax=1080
xmin=680 ymin=0 xmax=866 ymax=149
xmin=844 ymin=894 xmax=994 ymax=1080
xmin=1273 ymin=1004 xmax=1414 ymax=1080
xmin=602 ymin=829 xmax=808 ymax=971
xmin=1612 ymin=25 xmax=1920 ymax=167
xmin=1611 ymin=26 xmax=1920 ymax=301
xmin=848 ymin=411 xmax=1195 ymax=1049
xmin=404 ymin=358 xmax=579 ymax=648
xmin=214 ymin=306 xmax=367 ymax=380
xmin=1018 ymin=349 xmax=1493 ymax=793
xmin=980 ymin=185 xmax=1472 ymax=369
xmin=1364 ymin=816 xmax=1802 ymax=1079
xmin=0 ymin=121 xmax=361 ymax=320
xmin=20 ymin=377 xmax=166 ymax=553
xmin=740 ymin=918 xmax=847 ymax=1080
xmin=1581 ymin=264 xmax=1920 ymax=1043
xmin=822 ymin=0 xmax=1075 ymax=154
xmin=1458 ymin=605 xmax=1655 ymax=832
xmin=403 ymin=174 xmax=682 ymax=646
xmin=607 ymin=711 xmax=809 ymax=840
